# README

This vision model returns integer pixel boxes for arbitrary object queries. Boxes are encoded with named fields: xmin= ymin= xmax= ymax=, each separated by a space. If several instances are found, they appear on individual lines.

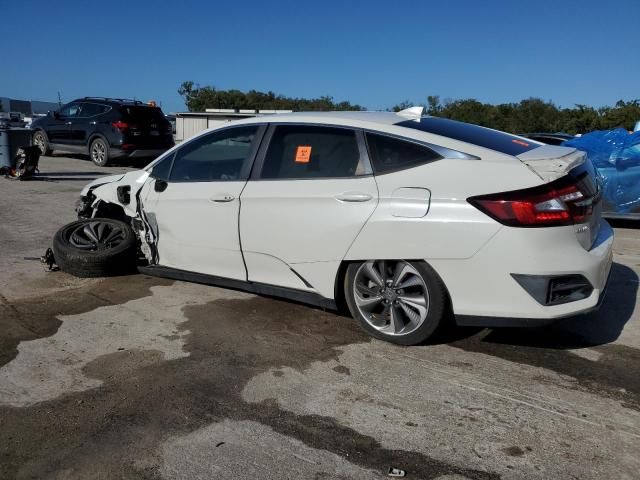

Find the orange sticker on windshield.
xmin=295 ymin=145 xmax=312 ymax=163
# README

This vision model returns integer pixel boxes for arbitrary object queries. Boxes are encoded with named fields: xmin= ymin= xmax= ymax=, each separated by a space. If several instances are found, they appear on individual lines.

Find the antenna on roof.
xmin=396 ymin=106 xmax=425 ymax=120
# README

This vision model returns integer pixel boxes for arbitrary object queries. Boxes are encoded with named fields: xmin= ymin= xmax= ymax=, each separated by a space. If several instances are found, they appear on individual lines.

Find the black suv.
xmin=30 ymin=97 xmax=174 ymax=166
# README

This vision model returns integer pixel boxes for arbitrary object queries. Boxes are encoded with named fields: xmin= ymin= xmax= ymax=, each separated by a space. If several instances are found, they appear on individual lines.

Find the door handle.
xmin=335 ymin=192 xmax=373 ymax=202
xmin=65 ymin=121 xmax=72 ymax=125
xmin=210 ymin=194 xmax=235 ymax=203
xmin=89 ymin=121 xmax=97 ymax=125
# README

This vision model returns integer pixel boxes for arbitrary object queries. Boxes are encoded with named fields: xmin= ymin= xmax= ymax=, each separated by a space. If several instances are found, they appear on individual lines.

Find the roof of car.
xmin=72 ymin=97 xmax=149 ymax=106
xmin=255 ymin=110 xmax=404 ymax=126
xmin=243 ymin=111 xmax=542 ymax=157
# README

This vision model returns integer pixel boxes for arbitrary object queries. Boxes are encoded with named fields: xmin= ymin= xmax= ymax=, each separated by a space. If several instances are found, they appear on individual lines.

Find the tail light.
xmin=468 ymin=176 xmax=594 ymax=227
xmin=111 ymin=121 xmax=138 ymax=131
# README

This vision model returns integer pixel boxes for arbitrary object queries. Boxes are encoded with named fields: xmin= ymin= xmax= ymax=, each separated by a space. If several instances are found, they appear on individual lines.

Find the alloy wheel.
xmin=353 ymin=260 xmax=430 ymax=336
xmin=91 ymin=141 xmax=106 ymax=164
xmin=69 ymin=221 xmax=125 ymax=251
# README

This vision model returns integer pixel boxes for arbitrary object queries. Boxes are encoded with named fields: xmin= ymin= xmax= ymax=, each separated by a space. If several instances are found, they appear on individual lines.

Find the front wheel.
xmin=90 ymin=137 xmax=110 ymax=166
xmin=53 ymin=218 xmax=137 ymax=277
xmin=344 ymin=260 xmax=449 ymax=345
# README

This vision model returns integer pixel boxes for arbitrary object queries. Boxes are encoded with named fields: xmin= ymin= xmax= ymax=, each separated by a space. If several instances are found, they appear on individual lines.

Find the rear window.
xmin=119 ymin=106 xmax=168 ymax=124
xmin=396 ymin=117 xmax=539 ymax=156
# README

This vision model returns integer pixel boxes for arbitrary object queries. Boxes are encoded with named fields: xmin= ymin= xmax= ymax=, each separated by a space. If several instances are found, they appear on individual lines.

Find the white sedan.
xmin=54 ymin=107 xmax=613 ymax=345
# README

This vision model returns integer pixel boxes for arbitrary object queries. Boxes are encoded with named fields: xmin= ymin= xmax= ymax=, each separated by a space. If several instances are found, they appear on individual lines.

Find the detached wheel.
xmin=345 ymin=260 xmax=448 ymax=346
xmin=53 ymin=219 xmax=137 ymax=277
xmin=90 ymin=138 xmax=110 ymax=166
xmin=33 ymin=130 xmax=52 ymax=156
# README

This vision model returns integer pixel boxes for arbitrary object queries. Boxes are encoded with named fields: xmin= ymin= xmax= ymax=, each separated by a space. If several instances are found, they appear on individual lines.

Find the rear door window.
xmin=260 ymin=125 xmax=367 ymax=179
xmin=365 ymin=133 xmax=442 ymax=174
xmin=169 ymin=126 xmax=259 ymax=182
xmin=396 ymin=117 xmax=540 ymax=156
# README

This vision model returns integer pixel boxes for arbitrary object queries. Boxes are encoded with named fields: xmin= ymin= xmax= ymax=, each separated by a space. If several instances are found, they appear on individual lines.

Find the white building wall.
xmin=176 ymin=117 xmax=208 ymax=142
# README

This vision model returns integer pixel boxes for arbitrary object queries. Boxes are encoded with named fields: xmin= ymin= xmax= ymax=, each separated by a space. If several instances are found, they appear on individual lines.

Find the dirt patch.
xmin=0 ymin=274 xmax=172 ymax=369
xmin=0 ymin=296 xmax=498 ymax=479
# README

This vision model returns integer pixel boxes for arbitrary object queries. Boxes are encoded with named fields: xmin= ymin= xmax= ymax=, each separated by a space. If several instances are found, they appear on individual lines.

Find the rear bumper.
xmin=455 ymin=268 xmax=611 ymax=327
xmin=430 ymin=221 xmax=614 ymax=323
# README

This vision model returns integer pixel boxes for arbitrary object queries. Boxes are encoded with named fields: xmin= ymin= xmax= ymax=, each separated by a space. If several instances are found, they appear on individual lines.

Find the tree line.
xmin=178 ymin=82 xmax=639 ymax=134
xmin=178 ymin=81 xmax=363 ymax=113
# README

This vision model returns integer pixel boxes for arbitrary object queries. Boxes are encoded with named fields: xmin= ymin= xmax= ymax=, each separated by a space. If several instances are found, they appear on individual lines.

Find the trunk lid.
xmin=518 ymin=145 xmax=602 ymax=250
xmin=516 ymin=145 xmax=585 ymax=182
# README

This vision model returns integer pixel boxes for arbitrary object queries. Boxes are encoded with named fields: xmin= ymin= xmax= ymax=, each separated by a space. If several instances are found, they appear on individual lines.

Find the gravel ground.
xmin=0 ymin=154 xmax=638 ymax=480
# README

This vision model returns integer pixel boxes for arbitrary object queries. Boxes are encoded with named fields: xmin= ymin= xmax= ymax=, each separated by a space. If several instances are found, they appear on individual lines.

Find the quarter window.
xmin=365 ymin=133 xmax=442 ymax=174
xmin=261 ymin=125 xmax=367 ymax=179
xmin=169 ymin=126 xmax=259 ymax=182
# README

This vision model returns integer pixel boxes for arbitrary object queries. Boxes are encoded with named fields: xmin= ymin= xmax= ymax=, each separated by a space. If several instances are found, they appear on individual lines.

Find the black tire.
xmin=90 ymin=137 xmax=110 ymax=166
xmin=33 ymin=130 xmax=52 ymax=156
xmin=53 ymin=218 xmax=137 ymax=278
xmin=344 ymin=260 xmax=449 ymax=346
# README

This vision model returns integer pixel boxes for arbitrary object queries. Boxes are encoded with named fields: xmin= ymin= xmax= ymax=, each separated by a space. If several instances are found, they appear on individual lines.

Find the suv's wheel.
xmin=33 ymin=130 xmax=52 ymax=156
xmin=90 ymin=137 xmax=110 ymax=166
xmin=344 ymin=260 xmax=448 ymax=345
xmin=53 ymin=218 xmax=137 ymax=277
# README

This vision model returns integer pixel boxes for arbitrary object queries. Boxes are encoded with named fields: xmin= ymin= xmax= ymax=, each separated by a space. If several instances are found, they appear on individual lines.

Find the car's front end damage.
xmin=75 ymin=170 xmax=157 ymax=265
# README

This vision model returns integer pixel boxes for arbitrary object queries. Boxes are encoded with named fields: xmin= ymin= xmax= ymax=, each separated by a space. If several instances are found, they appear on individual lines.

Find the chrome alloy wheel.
xmin=69 ymin=221 xmax=125 ymax=251
xmin=91 ymin=140 xmax=106 ymax=164
xmin=353 ymin=260 xmax=430 ymax=336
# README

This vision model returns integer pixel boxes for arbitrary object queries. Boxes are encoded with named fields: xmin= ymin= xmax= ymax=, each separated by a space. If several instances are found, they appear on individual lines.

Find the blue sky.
xmin=3 ymin=0 xmax=639 ymax=113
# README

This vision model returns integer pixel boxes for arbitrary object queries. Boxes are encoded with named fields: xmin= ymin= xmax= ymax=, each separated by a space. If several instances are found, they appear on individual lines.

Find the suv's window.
xmin=261 ymin=125 xmax=365 ymax=179
xmin=365 ymin=133 xmax=442 ymax=174
xmin=79 ymin=103 xmax=108 ymax=117
xmin=169 ymin=126 xmax=259 ymax=182
xmin=58 ymin=103 xmax=80 ymax=117
xmin=120 ymin=106 xmax=167 ymax=124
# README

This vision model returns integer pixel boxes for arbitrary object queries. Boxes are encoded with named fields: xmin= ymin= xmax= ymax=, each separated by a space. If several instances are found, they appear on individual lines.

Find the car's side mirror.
xmin=154 ymin=179 xmax=168 ymax=192
xmin=51 ymin=111 xmax=61 ymax=119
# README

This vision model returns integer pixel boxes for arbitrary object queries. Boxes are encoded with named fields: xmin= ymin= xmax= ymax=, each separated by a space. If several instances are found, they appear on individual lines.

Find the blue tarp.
xmin=562 ymin=129 xmax=640 ymax=215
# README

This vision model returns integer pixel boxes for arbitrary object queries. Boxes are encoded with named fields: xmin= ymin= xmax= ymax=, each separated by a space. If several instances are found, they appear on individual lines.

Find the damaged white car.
xmin=54 ymin=108 xmax=613 ymax=345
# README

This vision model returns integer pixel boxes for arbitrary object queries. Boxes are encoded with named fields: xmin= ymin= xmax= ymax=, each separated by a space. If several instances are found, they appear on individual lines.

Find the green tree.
xmin=178 ymin=81 xmax=363 ymax=112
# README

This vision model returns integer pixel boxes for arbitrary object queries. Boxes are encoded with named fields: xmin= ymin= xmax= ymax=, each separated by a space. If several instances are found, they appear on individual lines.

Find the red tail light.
xmin=468 ymin=178 xmax=594 ymax=227
xmin=111 ymin=121 xmax=138 ymax=131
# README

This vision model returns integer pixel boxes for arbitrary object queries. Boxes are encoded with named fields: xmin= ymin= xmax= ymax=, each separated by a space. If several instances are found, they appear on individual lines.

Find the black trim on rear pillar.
xmin=138 ymin=265 xmax=337 ymax=310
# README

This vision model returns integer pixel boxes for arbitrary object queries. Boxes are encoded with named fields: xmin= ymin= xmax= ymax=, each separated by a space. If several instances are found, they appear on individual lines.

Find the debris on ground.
xmin=388 ymin=467 xmax=406 ymax=477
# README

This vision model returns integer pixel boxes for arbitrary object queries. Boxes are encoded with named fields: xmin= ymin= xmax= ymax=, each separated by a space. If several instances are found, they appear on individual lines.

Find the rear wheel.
xmin=344 ymin=260 xmax=448 ymax=345
xmin=90 ymin=137 xmax=110 ymax=166
xmin=53 ymin=218 xmax=137 ymax=277
xmin=33 ymin=130 xmax=52 ymax=156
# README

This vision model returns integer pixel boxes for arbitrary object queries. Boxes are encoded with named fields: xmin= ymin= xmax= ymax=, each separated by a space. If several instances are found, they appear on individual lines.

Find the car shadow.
xmin=456 ymin=262 xmax=638 ymax=350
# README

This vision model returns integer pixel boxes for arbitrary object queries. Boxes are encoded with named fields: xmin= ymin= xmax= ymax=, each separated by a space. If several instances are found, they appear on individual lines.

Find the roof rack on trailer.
xmin=81 ymin=97 xmax=144 ymax=104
